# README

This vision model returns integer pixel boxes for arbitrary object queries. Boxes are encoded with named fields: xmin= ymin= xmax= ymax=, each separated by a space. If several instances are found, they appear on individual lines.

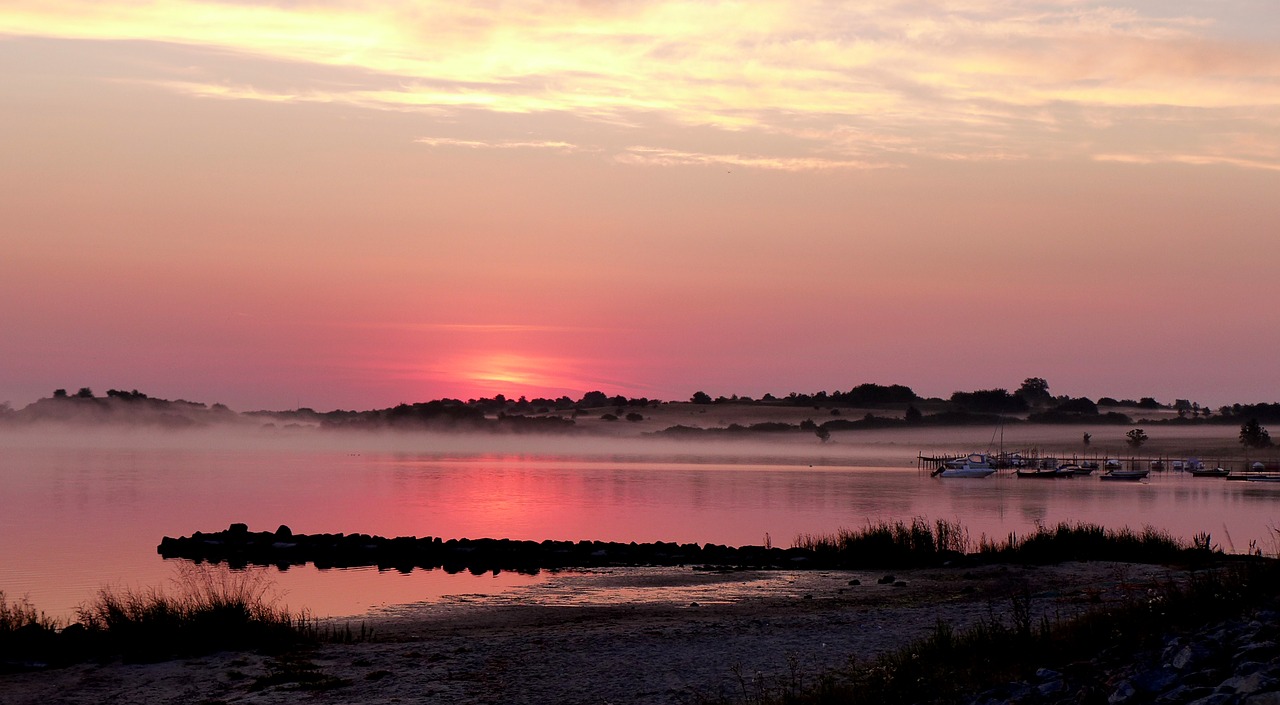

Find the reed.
xmin=794 ymin=519 xmax=1208 ymax=569
xmin=75 ymin=563 xmax=309 ymax=661
xmin=792 ymin=519 xmax=971 ymax=568
xmin=0 ymin=591 xmax=63 ymax=666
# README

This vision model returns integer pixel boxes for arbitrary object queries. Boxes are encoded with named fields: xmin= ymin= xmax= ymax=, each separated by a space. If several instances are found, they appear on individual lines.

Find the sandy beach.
xmin=0 ymin=561 xmax=1181 ymax=705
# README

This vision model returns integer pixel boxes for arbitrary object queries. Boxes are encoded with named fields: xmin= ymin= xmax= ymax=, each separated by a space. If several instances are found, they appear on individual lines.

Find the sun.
xmin=457 ymin=353 xmax=570 ymax=396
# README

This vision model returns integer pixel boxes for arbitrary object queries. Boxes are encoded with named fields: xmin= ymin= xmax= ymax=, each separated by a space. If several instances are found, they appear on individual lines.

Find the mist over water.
xmin=3 ymin=424 xmax=1277 ymax=620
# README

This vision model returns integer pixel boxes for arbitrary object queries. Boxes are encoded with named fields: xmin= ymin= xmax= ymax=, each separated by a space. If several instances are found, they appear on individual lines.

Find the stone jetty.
xmin=157 ymin=523 xmax=881 ymax=574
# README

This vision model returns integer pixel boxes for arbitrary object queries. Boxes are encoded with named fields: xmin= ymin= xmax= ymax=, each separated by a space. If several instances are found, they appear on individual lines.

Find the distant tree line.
xmin=7 ymin=380 xmax=1276 ymax=437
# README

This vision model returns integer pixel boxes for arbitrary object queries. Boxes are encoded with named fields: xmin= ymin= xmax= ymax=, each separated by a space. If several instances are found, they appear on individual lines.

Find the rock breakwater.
xmin=157 ymin=523 xmax=879 ymax=574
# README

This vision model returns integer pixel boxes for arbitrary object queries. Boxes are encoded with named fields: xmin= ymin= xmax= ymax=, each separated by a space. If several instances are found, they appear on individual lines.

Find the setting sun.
xmin=454 ymin=353 xmax=574 ymax=398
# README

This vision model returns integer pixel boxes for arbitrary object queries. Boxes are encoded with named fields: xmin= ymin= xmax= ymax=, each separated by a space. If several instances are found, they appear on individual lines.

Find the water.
xmin=2 ymin=430 xmax=1278 ymax=620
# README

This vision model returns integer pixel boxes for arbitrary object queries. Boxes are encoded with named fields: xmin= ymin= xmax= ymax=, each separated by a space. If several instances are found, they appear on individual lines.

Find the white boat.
xmin=934 ymin=453 xmax=998 ymax=478
xmin=1104 ymin=459 xmax=1122 ymax=471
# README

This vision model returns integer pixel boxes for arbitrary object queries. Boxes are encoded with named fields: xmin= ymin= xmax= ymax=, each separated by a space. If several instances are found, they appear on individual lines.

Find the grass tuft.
xmin=75 ymin=563 xmax=309 ymax=661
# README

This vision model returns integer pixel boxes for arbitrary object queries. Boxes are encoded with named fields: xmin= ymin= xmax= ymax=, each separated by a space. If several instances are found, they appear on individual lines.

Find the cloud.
xmin=334 ymin=321 xmax=615 ymax=334
xmin=4 ymin=0 xmax=1280 ymax=169
xmin=616 ymin=146 xmax=889 ymax=171
xmin=415 ymin=137 xmax=581 ymax=151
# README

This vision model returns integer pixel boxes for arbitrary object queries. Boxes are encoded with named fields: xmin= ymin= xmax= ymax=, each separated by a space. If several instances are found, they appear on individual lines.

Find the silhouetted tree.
xmin=53 ymin=389 xmax=67 ymax=398
xmin=1240 ymin=419 xmax=1273 ymax=449
xmin=1126 ymin=428 xmax=1149 ymax=448
xmin=76 ymin=387 xmax=94 ymax=399
xmin=625 ymin=412 xmax=643 ymax=422
xmin=579 ymin=391 xmax=610 ymax=407
xmin=1082 ymin=432 xmax=1091 ymax=446
xmin=690 ymin=391 xmax=712 ymax=404
xmin=950 ymin=389 xmax=1028 ymax=413
xmin=837 ymin=383 xmax=918 ymax=406
xmin=904 ymin=405 xmax=923 ymax=423
xmin=1017 ymin=377 xmax=1052 ymax=406
xmin=815 ymin=426 xmax=831 ymax=443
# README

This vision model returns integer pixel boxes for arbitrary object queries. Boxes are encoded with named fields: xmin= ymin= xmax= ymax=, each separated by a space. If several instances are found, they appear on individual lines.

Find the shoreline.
xmin=1 ymin=562 xmax=1181 ymax=704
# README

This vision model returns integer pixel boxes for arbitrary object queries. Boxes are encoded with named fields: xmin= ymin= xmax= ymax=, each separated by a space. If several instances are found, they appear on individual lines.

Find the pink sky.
xmin=2 ymin=1 xmax=1279 ymax=411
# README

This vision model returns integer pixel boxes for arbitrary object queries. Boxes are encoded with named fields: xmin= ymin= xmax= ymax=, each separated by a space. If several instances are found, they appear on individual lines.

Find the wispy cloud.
xmin=415 ymin=137 xmax=581 ymax=152
xmin=617 ymin=146 xmax=889 ymax=171
xmin=5 ymin=0 xmax=1280 ymax=168
xmin=335 ymin=321 xmax=616 ymax=334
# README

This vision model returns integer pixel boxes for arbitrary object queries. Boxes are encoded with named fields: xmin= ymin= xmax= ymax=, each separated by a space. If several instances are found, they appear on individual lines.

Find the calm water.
xmin=3 ymin=432 xmax=1279 ymax=619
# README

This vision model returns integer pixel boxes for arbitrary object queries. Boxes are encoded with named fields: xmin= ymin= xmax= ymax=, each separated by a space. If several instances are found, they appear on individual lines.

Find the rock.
xmin=228 ymin=522 xmax=249 ymax=533
xmin=1131 ymin=667 xmax=1178 ymax=694
xmin=1110 ymin=679 xmax=1138 ymax=704
xmin=1157 ymin=685 xmax=1215 ymax=703
xmin=1171 ymin=644 xmax=1213 ymax=671
xmin=1236 ymin=641 xmax=1280 ymax=663
xmin=1245 ymin=693 xmax=1280 ymax=705
xmin=1220 ymin=670 xmax=1279 ymax=696
xmin=275 ymin=524 xmax=292 ymax=538
xmin=1186 ymin=695 xmax=1235 ymax=705
xmin=848 ymin=579 xmax=861 ymax=586
xmin=877 ymin=574 xmax=896 ymax=584
xmin=1038 ymin=678 xmax=1067 ymax=697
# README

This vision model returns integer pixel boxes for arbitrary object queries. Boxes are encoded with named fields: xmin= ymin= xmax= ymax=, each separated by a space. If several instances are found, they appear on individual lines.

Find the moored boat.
xmin=1100 ymin=468 xmax=1149 ymax=481
xmin=1188 ymin=466 xmax=1230 ymax=478
xmin=933 ymin=453 xmax=998 ymax=478
xmin=1017 ymin=465 xmax=1075 ymax=478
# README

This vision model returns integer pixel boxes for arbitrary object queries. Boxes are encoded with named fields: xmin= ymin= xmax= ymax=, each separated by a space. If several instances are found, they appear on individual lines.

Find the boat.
xmin=1057 ymin=463 xmax=1087 ymax=476
xmin=1017 ymin=464 xmax=1075 ymax=478
xmin=933 ymin=453 xmax=997 ymax=478
xmin=1226 ymin=471 xmax=1280 ymax=482
xmin=1103 ymin=459 xmax=1122 ymax=471
xmin=1149 ymin=459 xmax=1165 ymax=471
xmin=1079 ymin=460 xmax=1099 ymax=473
xmin=1188 ymin=466 xmax=1230 ymax=478
xmin=1100 ymin=467 xmax=1149 ymax=481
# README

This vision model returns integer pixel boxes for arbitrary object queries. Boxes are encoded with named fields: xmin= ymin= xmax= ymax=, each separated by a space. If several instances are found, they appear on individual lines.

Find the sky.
xmin=2 ymin=1 xmax=1279 ymax=411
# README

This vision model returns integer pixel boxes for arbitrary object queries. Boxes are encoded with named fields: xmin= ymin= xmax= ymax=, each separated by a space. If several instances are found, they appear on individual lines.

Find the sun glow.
xmin=454 ymin=353 xmax=574 ymax=398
